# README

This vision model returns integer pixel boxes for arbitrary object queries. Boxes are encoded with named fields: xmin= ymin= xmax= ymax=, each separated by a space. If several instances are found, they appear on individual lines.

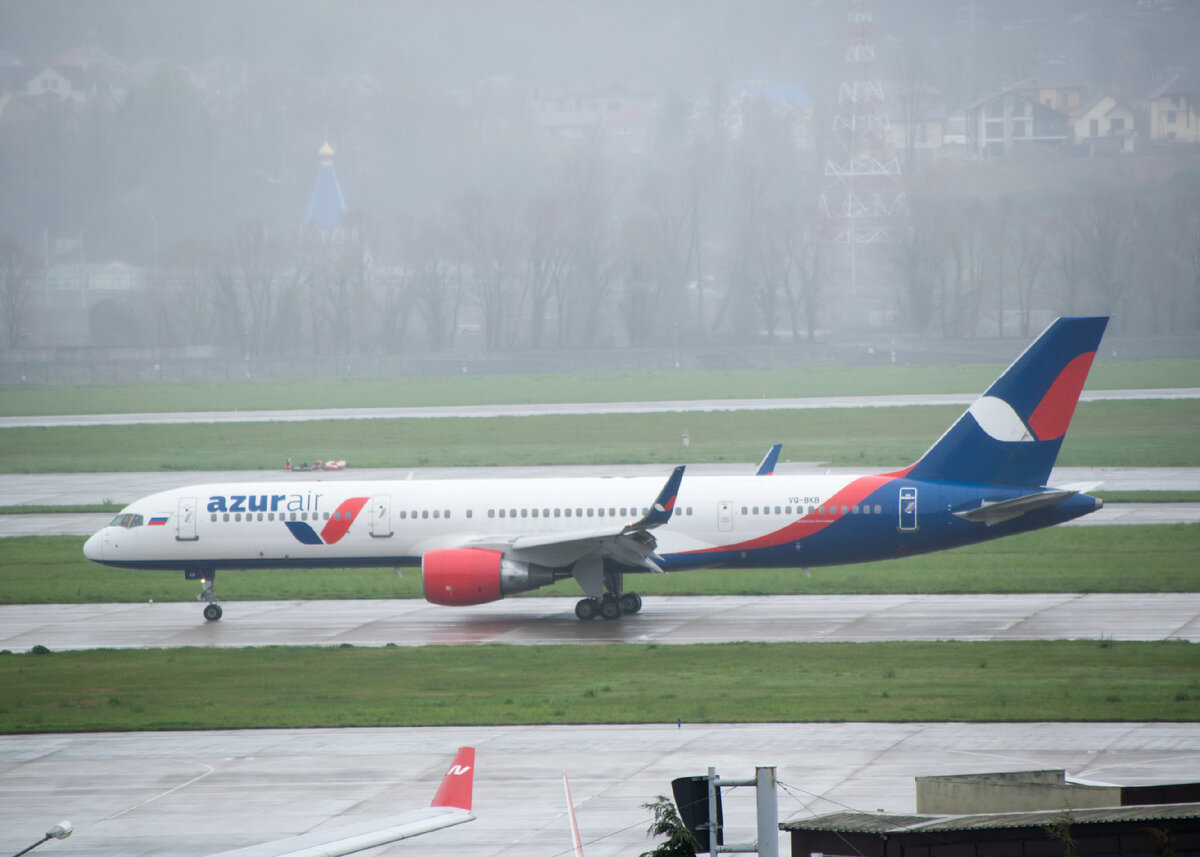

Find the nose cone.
xmin=83 ymin=530 xmax=104 ymax=562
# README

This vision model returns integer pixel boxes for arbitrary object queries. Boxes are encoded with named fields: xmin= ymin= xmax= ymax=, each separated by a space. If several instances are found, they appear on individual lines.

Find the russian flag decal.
xmin=148 ymin=516 xmax=169 ymax=526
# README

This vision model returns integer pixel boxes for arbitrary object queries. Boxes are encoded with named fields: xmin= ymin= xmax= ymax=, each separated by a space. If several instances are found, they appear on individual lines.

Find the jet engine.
xmin=422 ymin=548 xmax=556 ymax=606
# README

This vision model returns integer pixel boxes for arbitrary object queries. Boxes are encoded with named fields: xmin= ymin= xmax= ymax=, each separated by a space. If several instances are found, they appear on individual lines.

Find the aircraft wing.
xmin=207 ymin=747 xmax=475 ymax=857
xmin=463 ymin=466 xmax=684 ymax=572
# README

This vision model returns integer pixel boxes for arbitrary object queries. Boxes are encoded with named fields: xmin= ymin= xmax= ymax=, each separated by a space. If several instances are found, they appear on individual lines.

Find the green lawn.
xmin=0 ymin=400 xmax=1196 ymax=473
xmin=1 ymin=358 xmax=1195 ymax=416
xmin=1 ymin=640 xmax=1195 ymax=733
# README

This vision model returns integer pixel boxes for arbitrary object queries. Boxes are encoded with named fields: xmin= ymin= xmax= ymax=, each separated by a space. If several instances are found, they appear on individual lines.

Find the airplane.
xmin=208 ymin=746 xmax=474 ymax=856
xmin=84 ymin=316 xmax=1109 ymax=623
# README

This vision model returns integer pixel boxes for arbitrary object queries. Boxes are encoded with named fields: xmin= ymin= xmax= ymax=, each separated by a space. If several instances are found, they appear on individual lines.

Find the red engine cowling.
xmin=423 ymin=548 xmax=504 ymax=606
xmin=422 ymin=548 xmax=557 ymax=606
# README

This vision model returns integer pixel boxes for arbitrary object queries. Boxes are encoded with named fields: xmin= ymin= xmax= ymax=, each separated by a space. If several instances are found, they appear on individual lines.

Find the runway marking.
xmin=102 ymin=761 xmax=216 ymax=821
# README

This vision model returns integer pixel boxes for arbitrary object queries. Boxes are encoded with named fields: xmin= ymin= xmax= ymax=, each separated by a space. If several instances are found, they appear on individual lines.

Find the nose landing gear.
xmin=186 ymin=569 xmax=222 ymax=621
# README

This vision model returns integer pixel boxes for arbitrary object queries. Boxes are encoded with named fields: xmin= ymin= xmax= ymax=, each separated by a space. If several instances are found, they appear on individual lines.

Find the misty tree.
xmin=301 ymin=213 xmax=375 ymax=355
xmin=215 ymin=221 xmax=289 ymax=356
xmin=1048 ymin=201 xmax=1086 ymax=317
xmin=1075 ymin=188 xmax=1138 ymax=320
xmin=153 ymin=234 xmax=223 ymax=347
xmin=402 ymin=212 xmax=462 ymax=352
xmin=557 ymin=141 xmax=617 ymax=348
xmin=891 ymin=186 xmax=948 ymax=336
xmin=0 ymin=236 xmax=38 ymax=348
xmin=940 ymin=194 xmax=987 ymax=338
xmin=520 ymin=193 xmax=572 ymax=349
xmin=456 ymin=192 xmax=521 ymax=351
xmin=1172 ymin=180 xmax=1200 ymax=331
xmin=723 ymin=96 xmax=796 ymax=341
xmin=891 ymin=30 xmax=939 ymax=174
xmin=778 ymin=204 xmax=827 ymax=342
xmin=1011 ymin=211 xmax=1049 ymax=338
xmin=985 ymin=198 xmax=1013 ymax=336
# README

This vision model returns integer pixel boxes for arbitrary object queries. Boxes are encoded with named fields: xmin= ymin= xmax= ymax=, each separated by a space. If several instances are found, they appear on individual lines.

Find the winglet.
xmin=755 ymin=444 xmax=782 ymax=476
xmin=563 ymin=772 xmax=586 ymax=857
xmin=431 ymin=746 xmax=475 ymax=811
xmin=626 ymin=465 xmax=685 ymax=532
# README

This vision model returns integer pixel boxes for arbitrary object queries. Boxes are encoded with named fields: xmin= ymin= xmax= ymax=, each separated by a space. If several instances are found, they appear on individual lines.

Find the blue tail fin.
xmin=906 ymin=317 xmax=1108 ymax=487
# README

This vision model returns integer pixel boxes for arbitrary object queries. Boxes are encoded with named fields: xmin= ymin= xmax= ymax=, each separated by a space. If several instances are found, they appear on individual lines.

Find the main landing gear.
xmin=186 ymin=569 xmax=222 ymax=621
xmin=574 ymin=592 xmax=643 ymax=621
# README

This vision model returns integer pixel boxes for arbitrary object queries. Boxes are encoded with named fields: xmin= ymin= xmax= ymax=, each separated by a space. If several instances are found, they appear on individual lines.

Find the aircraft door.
xmin=177 ymin=497 xmax=198 ymax=541
xmin=718 ymin=501 xmax=733 ymax=532
xmin=898 ymin=487 xmax=918 ymax=532
xmin=370 ymin=495 xmax=393 ymax=537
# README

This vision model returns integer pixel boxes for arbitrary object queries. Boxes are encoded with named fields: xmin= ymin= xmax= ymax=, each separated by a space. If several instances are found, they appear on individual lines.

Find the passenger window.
xmin=224 ymin=513 xmax=230 ymax=522
xmin=543 ymin=508 xmax=550 ymax=517
xmin=874 ymin=504 xmax=883 ymax=514
xmin=422 ymin=510 xmax=429 ymax=519
xmin=564 ymin=509 xmax=572 ymax=517
xmin=433 ymin=510 xmax=440 ymax=519
xmin=268 ymin=513 xmax=275 ymax=521
xmin=446 ymin=510 xmax=452 ymax=519
xmin=210 ymin=513 xmax=217 ymax=522
xmin=531 ymin=509 xmax=538 ymax=518
xmin=236 ymin=513 xmax=242 ymax=522
xmin=488 ymin=510 xmax=495 ymax=518
xmin=741 ymin=507 xmax=749 ymax=515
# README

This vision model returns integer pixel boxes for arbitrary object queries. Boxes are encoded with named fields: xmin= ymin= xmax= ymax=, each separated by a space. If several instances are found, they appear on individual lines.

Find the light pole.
xmin=10 ymin=821 xmax=73 ymax=856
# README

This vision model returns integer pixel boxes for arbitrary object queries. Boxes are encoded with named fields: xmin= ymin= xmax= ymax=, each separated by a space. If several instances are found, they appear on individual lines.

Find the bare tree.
xmin=558 ymin=142 xmax=617 ymax=348
xmin=891 ymin=189 xmax=947 ymax=335
xmin=457 ymin=192 xmax=521 ymax=351
xmin=0 ymin=236 xmax=38 ymax=348
xmin=1012 ymin=213 xmax=1048 ymax=337
xmin=521 ymin=193 xmax=571 ymax=349
xmin=402 ymin=213 xmax=461 ymax=352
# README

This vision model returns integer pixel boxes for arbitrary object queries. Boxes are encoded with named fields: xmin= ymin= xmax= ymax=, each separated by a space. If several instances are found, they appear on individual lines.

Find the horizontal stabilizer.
xmin=953 ymin=489 xmax=1077 ymax=526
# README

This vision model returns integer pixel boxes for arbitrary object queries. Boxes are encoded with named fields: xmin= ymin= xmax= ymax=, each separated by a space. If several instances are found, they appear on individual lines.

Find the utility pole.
xmin=675 ymin=766 xmax=778 ymax=856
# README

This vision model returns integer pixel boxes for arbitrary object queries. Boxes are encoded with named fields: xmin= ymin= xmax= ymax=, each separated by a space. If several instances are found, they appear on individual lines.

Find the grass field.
xmin=1 ymin=400 xmax=1197 ymax=473
xmin=4 ymin=525 xmax=1197 ymax=605
xmin=1 ymin=640 xmax=1196 ymax=733
xmin=2 ymin=357 xmax=1196 ymax=417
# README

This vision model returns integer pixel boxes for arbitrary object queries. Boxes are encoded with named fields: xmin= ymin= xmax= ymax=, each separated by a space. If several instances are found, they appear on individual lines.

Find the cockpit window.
xmin=109 ymin=513 xmax=144 ymax=529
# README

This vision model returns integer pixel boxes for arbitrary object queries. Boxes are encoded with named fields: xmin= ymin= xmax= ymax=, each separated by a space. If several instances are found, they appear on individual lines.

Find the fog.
xmin=1 ymin=0 xmax=1199 ymax=378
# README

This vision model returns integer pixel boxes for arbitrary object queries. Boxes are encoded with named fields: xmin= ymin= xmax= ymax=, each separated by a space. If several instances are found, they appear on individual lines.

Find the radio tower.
xmin=819 ymin=0 xmax=906 ymax=295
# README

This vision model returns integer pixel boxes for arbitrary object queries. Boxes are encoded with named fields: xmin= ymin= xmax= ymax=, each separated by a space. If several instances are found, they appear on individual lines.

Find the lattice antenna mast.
xmin=819 ymin=0 xmax=907 ymax=293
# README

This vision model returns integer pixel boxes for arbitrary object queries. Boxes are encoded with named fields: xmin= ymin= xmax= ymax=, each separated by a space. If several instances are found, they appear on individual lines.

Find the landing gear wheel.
xmin=599 ymin=596 xmax=623 ymax=621
xmin=619 ymin=592 xmax=643 ymax=614
xmin=575 ymin=598 xmax=600 ymax=620
xmin=203 ymin=603 xmax=223 ymax=622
